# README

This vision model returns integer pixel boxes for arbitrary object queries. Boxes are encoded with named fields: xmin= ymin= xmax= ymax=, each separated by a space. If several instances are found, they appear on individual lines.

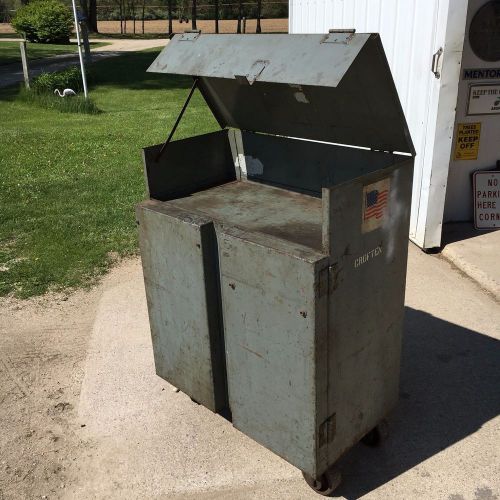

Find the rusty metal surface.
xmin=169 ymin=180 xmax=324 ymax=251
xmin=136 ymin=200 xmax=228 ymax=413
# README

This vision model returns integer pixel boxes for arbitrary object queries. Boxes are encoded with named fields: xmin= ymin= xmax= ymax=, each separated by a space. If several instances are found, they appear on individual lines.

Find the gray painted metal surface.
xmin=148 ymin=34 xmax=415 ymax=155
xmin=321 ymin=161 xmax=414 ymax=466
xmin=218 ymin=226 xmax=329 ymax=475
xmin=137 ymin=33 xmax=415 ymax=484
xmin=143 ymin=130 xmax=235 ymax=201
xmin=148 ymin=33 xmax=369 ymax=87
xmin=136 ymin=200 xmax=228 ymax=413
xmin=170 ymin=180 xmax=324 ymax=251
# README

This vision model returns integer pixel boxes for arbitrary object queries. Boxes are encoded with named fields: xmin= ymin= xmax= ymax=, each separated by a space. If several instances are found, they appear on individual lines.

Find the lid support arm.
xmin=155 ymin=76 xmax=200 ymax=161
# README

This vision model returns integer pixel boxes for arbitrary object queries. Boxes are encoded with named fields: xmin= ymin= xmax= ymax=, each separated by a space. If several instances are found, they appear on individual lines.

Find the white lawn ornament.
xmin=54 ymin=88 xmax=77 ymax=97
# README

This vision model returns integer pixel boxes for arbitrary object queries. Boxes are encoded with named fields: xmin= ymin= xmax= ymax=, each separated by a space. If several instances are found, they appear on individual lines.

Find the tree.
xmin=79 ymin=0 xmax=98 ymax=33
xmin=214 ymin=0 xmax=219 ymax=33
xmin=256 ymin=0 xmax=261 ymax=33
xmin=236 ymin=0 xmax=242 ymax=33
xmin=191 ymin=0 xmax=197 ymax=30
xmin=167 ymin=0 xmax=173 ymax=34
xmin=141 ymin=0 xmax=146 ymax=34
xmin=127 ymin=0 xmax=136 ymax=33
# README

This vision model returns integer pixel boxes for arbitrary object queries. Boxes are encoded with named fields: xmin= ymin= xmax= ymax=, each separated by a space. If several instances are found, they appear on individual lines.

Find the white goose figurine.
xmin=54 ymin=88 xmax=76 ymax=97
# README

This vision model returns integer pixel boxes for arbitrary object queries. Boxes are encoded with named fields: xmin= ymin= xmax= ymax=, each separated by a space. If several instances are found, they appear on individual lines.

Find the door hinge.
xmin=322 ymin=29 xmax=356 ymax=44
xmin=431 ymin=47 xmax=443 ymax=79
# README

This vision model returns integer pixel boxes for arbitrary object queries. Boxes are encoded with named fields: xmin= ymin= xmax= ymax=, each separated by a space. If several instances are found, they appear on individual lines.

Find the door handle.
xmin=431 ymin=47 xmax=443 ymax=79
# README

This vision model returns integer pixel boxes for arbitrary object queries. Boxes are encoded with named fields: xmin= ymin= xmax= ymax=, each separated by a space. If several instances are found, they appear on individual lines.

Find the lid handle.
xmin=235 ymin=59 xmax=269 ymax=85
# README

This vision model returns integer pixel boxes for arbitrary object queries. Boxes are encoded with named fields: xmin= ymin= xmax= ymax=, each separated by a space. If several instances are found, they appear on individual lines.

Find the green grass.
xmin=0 ymin=41 xmax=109 ymax=66
xmin=18 ymin=89 xmax=101 ymax=114
xmin=0 ymin=49 xmax=219 ymax=298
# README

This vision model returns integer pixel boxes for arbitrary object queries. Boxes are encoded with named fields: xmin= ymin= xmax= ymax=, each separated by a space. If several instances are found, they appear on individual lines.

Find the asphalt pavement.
xmin=0 ymin=38 xmax=168 ymax=88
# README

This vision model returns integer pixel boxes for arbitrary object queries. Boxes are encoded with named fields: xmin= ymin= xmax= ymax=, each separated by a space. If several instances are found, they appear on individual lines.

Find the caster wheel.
xmin=362 ymin=420 xmax=389 ymax=447
xmin=302 ymin=468 xmax=341 ymax=496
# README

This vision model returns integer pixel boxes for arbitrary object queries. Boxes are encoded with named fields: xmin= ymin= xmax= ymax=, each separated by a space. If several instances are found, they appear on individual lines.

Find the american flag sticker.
xmin=361 ymin=178 xmax=391 ymax=233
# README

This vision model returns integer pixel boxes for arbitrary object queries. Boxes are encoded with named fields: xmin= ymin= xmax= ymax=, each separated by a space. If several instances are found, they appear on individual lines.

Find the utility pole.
xmin=71 ymin=0 xmax=88 ymax=98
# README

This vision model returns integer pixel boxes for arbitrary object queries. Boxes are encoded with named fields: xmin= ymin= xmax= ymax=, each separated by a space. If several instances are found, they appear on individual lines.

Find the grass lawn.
xmin=0 ymin=49 xmax=219 ymax=298
xmin=0 ymin=41 xmax=109 ymax=66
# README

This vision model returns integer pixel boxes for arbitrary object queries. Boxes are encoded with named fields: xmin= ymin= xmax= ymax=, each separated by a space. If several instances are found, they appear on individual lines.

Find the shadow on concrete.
xmin=442 ymin=222 xmax=497 ymax=246
xmin=335 ymin=307 xmax=500 ymax=499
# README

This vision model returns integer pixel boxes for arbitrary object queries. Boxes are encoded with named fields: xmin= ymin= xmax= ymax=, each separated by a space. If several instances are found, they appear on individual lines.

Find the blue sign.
xmin=463 ymin=68 xmax=500 ymax=80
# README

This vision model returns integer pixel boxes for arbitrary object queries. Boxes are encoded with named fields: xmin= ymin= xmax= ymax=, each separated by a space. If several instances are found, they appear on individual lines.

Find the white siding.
xmin=290 ymin=0 xmax=469 ymax=248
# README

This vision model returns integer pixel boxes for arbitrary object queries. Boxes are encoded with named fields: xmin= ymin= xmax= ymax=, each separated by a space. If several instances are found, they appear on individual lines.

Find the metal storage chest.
xmin=136 ymin=32 xmax=415 ymax=494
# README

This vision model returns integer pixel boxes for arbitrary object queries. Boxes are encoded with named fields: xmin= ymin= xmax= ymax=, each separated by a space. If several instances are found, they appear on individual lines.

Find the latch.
xmin=431 ymin=47 xmax=443 ymax=79
xmin=179 ymin=30 xmax=201 ymax=41
xmin=322 ymin=29 xmax=356 ymax=44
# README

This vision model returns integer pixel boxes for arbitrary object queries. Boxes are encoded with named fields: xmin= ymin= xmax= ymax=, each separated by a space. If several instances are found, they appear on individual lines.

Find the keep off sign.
xmin=473 ymin=171 xmax=500 ymax=230
xmin=454 ymin=122 xmax=481 ymax=160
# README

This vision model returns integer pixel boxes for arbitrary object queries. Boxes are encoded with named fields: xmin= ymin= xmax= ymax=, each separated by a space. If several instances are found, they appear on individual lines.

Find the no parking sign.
xmin=473 ymin=170 xmax=500 ymax=229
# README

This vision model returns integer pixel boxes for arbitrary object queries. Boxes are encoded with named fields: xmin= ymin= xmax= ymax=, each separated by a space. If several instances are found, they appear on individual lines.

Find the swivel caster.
xmin=302 ymin=467 xmax=341 ymax=496
xmin=362 ymin=419 xmax=389 ymax=447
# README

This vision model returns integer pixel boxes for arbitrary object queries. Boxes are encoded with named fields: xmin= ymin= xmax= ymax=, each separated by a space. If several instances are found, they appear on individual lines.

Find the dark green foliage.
xmin=95 ymin=0 xmax=288 ymax=21
xmin=31 ymin=65 xmax=86 ymax=93
xmin=11 ymin=0 xmax=73 ymax=43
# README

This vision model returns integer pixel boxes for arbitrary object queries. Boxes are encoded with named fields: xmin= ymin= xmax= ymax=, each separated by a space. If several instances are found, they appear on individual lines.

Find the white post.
xmin=71 ymin=0 xmax=88 ymax=99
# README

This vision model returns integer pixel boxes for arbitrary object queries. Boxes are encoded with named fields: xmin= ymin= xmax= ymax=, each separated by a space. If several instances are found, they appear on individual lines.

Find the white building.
xmin=289 ymin=0 xmax=500 ymax=250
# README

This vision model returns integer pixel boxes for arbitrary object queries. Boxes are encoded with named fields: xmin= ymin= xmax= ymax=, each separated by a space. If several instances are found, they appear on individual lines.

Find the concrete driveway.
xmin=1 ymin=244 xmax=498 ymax=499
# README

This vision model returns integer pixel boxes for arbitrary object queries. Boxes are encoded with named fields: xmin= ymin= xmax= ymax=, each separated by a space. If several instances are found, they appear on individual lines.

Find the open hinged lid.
xmin=148 ymin=33 xmax=415 ymax=155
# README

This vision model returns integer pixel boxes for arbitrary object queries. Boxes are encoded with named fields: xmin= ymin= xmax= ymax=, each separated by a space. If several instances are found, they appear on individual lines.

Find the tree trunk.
xmin=191 ymin=0 xmax=197 ymax=30
xmin=237 ymin=0 xmax=242 ymax=33
xmin=123 ymin=0 xmax=127 ymax=34
xmin=88 ymin=0 xmax=98 ymax=32
xmin=167 ymin=0 xmax=173 ymax=34
xmin=256 ymin=0 xmax=261 ymax=33
xmin=119 ymin=0 xmax=123 ymax=34
xmin=131 ymin=0 xmax=136 ymax=35
xmin=141 ymin=0 xmax=145 ymax=34
xmin=214 ymin=0 xmax=219 ymax=33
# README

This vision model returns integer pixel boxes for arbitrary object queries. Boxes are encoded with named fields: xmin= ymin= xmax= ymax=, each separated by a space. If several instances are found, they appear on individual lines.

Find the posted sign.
xmin=473 ymin=171 xmax=500 ymax=230
xmin=467 ymin=84 xmax=500 ymax=115
xmin=454 ymin=122 xmax=481 ymax=160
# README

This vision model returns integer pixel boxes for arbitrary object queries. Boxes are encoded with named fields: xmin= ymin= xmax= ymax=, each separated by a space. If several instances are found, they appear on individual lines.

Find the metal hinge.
xmin=431 ymin=47 xmax=443 ymax=79
xmin=322 ymin=29 xmax=356 ymax=44
xmin=179 ymin=30 xmax=201 ymax=41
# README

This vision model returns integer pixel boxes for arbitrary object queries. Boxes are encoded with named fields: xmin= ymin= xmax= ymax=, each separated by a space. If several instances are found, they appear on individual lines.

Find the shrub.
xmin=18 ymin=87 xmax=100 ymax=114
xmin=17 ymin=66 xmax=99 ymax=115
xmin=31 ymin=65 xmax=85 ymax=94
xmin=12 ymin=0 xmax=73 ymax=44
